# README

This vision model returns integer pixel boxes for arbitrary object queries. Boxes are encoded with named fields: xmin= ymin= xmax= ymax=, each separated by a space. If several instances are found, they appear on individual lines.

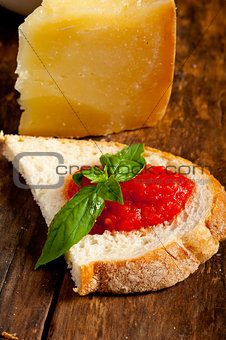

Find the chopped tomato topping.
xmin=65 ymin=165 xmax=195 ymax=234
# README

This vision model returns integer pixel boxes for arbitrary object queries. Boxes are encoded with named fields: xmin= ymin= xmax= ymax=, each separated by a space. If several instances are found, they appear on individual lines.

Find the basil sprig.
xmin=35 ymin=144 xmax=145 ymax=269
xmin=100 ymin=144 xmax=146 ymax=182
xmin=35 ymin=186 xmax=104 ymax=269
xmin=73 ymin=166 xmax=108 ymax=186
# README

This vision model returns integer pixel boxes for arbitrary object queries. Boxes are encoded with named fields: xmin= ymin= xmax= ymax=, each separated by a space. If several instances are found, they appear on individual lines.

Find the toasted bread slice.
xmin=1 ymin=132 xmax=225 ymax=295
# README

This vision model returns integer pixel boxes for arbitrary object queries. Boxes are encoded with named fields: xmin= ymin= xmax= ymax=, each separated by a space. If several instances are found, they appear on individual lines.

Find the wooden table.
xmin=0 ymin=1 xmax=225 ymax=339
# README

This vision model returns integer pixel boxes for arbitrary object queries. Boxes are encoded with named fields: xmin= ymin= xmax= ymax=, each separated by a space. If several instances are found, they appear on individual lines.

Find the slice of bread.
xmin=1 ymin=132 xmax=225 ymax=295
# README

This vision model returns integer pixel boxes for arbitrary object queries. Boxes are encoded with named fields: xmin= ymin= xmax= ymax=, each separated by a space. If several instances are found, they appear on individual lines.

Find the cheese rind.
xmin=16 ymin=0 xmax=176 ymax=137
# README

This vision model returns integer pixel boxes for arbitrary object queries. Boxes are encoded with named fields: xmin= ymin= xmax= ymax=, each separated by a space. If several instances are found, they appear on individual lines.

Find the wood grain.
xmin=0 ymin=156 xmax=66 ymax=340
xmin=0 ymin=0 xmax=225 ymax=339
xmin=47 ymin=249 xmax=225 ymax=340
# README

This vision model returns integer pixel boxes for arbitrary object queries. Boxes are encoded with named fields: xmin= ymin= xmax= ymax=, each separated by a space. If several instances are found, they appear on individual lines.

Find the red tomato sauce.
xmin=65 ymin=165 xmax=195 ymax=234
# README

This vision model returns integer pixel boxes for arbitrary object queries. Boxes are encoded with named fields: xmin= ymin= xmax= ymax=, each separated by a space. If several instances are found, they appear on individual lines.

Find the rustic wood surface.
xmin=0 ymin=1 xmax=225 ymax=339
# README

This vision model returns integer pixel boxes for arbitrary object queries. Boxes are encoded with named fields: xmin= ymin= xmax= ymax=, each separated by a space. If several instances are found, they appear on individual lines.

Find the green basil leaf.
xmin=35 ymin=185 xmax=104 ymax=269
xmin=112 ymin=160 xmax=144 ymax=182
xmin=72 ymin=171 xmax=83 ymax=187
xmin=100 ymin=144 xmax=146 ymax=181
xmin=73 ymin=166 xmax=108 ymax=187
xmin=97 ymin=176 xmax=123 ymax=204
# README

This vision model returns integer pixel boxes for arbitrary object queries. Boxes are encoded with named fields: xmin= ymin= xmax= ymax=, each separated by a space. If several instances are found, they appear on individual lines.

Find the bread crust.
xmin=1 ymin=133 xmax=225 ymax=295
xmin=206 ymin=179 xmax=226 ymax=240
xmin=78 ymin=242 xmax=200 ymax=295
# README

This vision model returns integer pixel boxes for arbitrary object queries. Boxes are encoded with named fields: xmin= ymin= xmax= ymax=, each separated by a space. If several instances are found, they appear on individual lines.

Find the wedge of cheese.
xmin=16 ymin=0 xmax=176 ymax=137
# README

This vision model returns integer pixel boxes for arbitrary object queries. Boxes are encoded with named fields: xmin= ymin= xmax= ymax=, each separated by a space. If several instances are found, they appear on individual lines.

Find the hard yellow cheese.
xmin=16 ymin=0 xmax=176 ymax=137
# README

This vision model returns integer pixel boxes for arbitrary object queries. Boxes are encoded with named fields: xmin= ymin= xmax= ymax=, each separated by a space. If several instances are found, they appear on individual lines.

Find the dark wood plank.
xmin=47 ymin=243 xmax=225 ymax=340
xmin=0 ymin=8 xmax=22 ymax=135
xmin=0 ymin=156 xmax=66 ymax=340
xmin=0 ymin=9 xmax=65 ymax=339
xmin=0 ymin=0 xmax=225 ymax=339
